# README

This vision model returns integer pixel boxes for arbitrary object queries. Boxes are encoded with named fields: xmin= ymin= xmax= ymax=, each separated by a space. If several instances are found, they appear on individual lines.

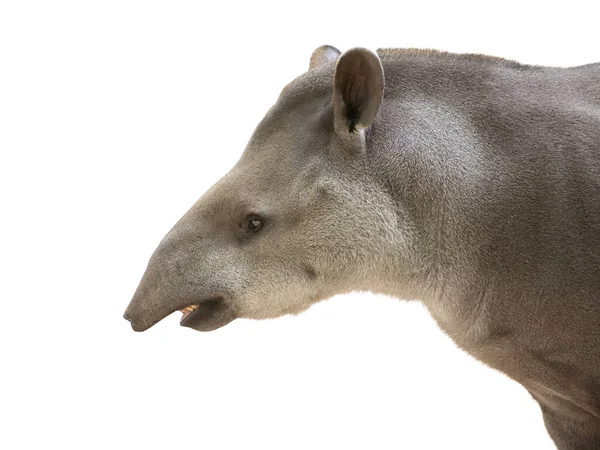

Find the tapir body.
xmin=125 ymin=46 xmax=600 ymax=449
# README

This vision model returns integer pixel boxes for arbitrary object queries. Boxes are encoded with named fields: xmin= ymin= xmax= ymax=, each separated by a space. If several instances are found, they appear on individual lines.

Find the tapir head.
xmin=124 ymin=46 xmax=407 ymax=332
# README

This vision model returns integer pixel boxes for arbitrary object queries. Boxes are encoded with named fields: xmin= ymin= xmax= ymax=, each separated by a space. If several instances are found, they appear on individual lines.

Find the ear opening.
xmin=332 ymin=48 xmax=384 ymax=134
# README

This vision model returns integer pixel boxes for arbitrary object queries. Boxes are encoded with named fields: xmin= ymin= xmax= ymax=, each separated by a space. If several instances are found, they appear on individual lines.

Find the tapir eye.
xmin=246 ymin=215 xmax=264 ymax=232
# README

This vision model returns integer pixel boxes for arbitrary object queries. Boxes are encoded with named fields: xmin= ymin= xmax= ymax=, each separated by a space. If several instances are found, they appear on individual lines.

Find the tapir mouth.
xmin=179 ymin=298 xmax=234 ymax=331
xmin=180 ymin=304 xmax=199 ymax=322
xmin=125 ymin=296 xmax=236 ymax=332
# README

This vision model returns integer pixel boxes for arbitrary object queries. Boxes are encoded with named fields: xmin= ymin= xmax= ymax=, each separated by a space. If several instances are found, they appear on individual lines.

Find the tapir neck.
xmin=367 ymin=53 xmax=600 ymax=341
xmin=366 ymin=90 xmax=478 ymax=302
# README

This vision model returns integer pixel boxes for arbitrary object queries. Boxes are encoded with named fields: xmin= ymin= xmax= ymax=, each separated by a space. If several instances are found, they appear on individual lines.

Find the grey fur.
xmin=124 ymin=46 xmax=600 ymax=449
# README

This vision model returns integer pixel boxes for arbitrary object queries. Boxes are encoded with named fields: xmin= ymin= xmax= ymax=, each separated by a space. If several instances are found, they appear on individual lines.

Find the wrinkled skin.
xmin=124 ymin=46 xmax=600 ymax=449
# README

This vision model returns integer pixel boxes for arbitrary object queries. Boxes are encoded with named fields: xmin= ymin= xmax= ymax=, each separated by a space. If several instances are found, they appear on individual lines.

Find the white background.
xmin=1 ymin=1 xmax=597 ymax=449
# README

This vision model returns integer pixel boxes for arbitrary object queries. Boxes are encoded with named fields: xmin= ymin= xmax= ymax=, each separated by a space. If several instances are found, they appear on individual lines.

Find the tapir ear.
xmin=333 ymin=48 xmax=384 ymax=133
xmin=309 ymin=45 xmax=341 ymax=71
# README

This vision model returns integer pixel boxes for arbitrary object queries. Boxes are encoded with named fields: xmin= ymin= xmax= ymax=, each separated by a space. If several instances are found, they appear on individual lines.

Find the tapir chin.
xmin=124 ymin=45 xmax=600 ymax=449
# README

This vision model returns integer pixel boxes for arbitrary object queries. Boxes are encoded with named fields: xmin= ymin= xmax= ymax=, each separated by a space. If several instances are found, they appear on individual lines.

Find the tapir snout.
xmin=124 ymin=225 xmax=238 ymax=332
xmin=124 ymin=265 xmax=237 ymax=332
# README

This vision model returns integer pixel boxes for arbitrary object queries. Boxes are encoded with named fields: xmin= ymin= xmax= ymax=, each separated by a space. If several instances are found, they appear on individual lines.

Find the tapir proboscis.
xmin=124 ymin=45 xmax=600 ymax=449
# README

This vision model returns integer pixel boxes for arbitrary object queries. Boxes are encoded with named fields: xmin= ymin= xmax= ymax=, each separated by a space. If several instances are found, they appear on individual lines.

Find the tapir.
xmin=124 ymin=46 xmax=600 ymax=449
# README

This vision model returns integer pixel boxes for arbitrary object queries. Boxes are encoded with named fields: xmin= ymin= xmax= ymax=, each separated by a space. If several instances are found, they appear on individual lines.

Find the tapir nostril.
xmin=123 ymin=311 xmax=131 ymax=322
